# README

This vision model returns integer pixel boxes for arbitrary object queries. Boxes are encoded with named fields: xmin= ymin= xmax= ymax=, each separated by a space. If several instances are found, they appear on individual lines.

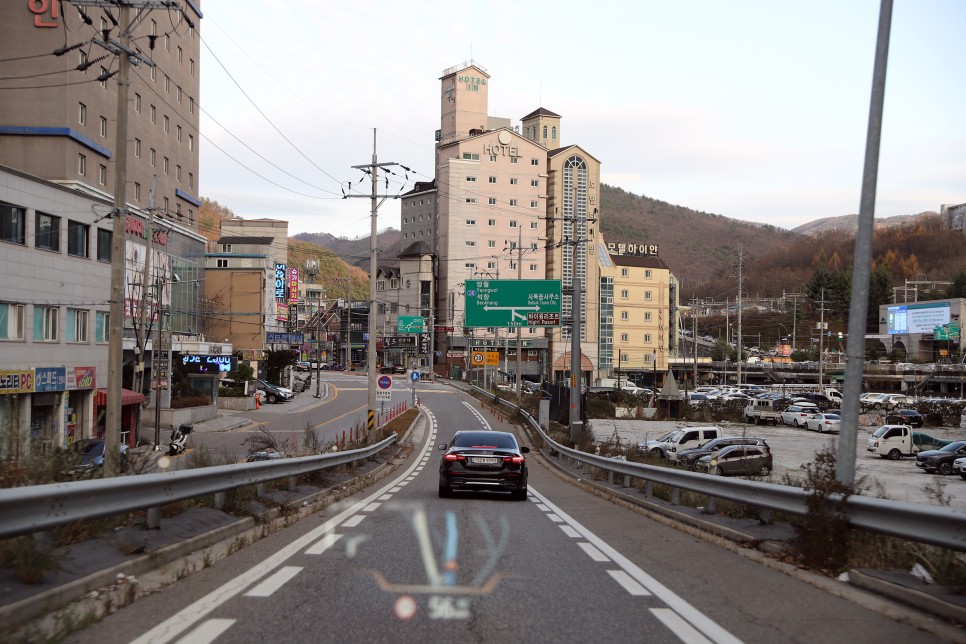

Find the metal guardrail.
xmin=0 ymin=435 xmax=396 ymax=542
xmin=472 ymin=386 xmax=966 ymax=552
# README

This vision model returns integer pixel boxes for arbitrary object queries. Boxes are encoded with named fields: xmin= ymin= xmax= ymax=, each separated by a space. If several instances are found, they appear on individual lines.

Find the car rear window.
xmin=453 ymin=432 xmax=517 ymax=449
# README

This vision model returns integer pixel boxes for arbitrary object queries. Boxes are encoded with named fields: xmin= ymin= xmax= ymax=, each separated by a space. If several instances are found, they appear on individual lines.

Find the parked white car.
xmin=803 ymin=413 xmax=841 ymax=433
xmin=780 ymin=403 xmax=820 ymax=427
xmin=952 ymin=457 xmax=966 ymax=480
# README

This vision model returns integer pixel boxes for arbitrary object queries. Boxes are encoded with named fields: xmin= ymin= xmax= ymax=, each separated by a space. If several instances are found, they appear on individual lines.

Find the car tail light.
xmin=504 ymin=455 xmax=525 ymax=464
xmin=444 ymin=453 xmax=466 ymax=462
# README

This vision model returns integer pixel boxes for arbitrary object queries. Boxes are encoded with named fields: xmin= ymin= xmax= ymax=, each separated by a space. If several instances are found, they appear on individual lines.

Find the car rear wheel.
xmin=511 ymin=487 xmax=528 ymax=501
xmin=438 ymin=484 xmax=452 ymax=498
xmin=887 ymin=449 xmax=902 ymax=460
xmin=938 ymin=462 xmax=953 ymax=475
xmin=758 ymin=465 xmax=771 ymax=476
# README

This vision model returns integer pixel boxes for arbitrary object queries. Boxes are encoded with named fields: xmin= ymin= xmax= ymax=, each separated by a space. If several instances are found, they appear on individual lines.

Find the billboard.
xmin=886 ymin=302 xmax=950 ymax=335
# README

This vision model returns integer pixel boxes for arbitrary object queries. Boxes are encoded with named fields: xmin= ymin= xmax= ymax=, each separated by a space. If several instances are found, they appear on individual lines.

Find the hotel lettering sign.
xmin=458 ymin=75 xmax=486 ymax=92
xmin=606 ymin=242 xmax=659 ymax=257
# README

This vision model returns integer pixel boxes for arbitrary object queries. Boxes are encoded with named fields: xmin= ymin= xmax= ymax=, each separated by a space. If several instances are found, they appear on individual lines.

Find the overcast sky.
xmin=198 ymin=1 xmax=965 ymax=239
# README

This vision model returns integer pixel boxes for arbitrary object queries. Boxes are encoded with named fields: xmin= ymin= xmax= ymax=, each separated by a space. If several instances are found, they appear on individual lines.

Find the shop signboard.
xmin=0 ymin=370 xmax=34 ymax=394
xmin=35 ymin=367 xmax=66 ymax=392
xmin=66 ymin=366 xmax=96 ymax=390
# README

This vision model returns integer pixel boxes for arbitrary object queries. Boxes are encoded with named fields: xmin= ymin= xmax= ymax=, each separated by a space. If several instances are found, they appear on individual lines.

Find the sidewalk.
xmin=189 ymin=411 xmax=255 ymax=433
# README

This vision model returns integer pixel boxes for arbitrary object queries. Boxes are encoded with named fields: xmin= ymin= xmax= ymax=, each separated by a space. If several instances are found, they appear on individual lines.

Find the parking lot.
xmin=588 ymin=417 xmax=966 ymax=509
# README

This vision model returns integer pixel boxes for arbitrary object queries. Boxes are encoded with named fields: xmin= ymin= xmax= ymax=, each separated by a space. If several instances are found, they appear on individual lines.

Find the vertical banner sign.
xmin=289 ymin=267 xmax=300 ymax=304
xmin=275 ymin=263 xmax=286 ymax=300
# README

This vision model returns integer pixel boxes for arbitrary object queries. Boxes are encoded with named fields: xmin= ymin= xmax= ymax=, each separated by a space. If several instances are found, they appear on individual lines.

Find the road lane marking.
xmin=390 ymin=486 xmax=403 ymax=492
xmin=650 ymin=608 xmax=714 ymax=644
xmin=559 ymin=525 xmax=580 ymax=538
xmin=177 ymin=618 xmax=236 ymax=644
xmin=364 ymin=503 xmax=381 ymax=512
xmin=342 ymin=515 xmax=366 ymax=528
xmin=244 ymin=566 xmax=303 ymax=597
xmin=130 ymin=405 xmax=437 ymax=644
xmin=546 ymin=513 xmax=563 ymax=523
xmin=535 ymin=503 xmax=550 ymax=511
xmin=577 ymin=542 xmax=610 ymax=562
xmin=529 ymin=485 xmax=741 ymax=644
xmin=607 ymin=570 xmax=651 ymax=596
xmin=378 ymin=494 xmax=393 ymax=500
xmin=305 ymin=533 xmax=342 ymax=555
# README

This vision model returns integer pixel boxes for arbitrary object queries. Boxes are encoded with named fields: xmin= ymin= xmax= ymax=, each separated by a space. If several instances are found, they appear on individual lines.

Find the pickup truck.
xmin=743 ymin=399 xmax=782 ymax=425
xmin=866 ymin=425 xmax=951 ymax=460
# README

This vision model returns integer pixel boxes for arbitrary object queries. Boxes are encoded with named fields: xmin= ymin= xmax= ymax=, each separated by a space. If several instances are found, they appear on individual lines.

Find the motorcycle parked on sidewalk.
xmin=168 ymin=423 xmax=194 ymax=456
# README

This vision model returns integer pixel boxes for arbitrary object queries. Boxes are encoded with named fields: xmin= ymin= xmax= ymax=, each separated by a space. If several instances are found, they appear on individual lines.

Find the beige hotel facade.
xmin=420 ymin=61 xmax=674 ymax=385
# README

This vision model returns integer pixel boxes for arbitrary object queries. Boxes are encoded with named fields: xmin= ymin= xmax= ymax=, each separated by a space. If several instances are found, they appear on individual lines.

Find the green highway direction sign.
xmin=464 ymin=279 xmax=562 ymax=328
xmin=397 ymin=315 xmax=425 ymax=334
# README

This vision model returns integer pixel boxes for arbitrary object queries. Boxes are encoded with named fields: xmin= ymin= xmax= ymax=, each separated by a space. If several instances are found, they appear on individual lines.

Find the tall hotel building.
xmin=403 ymin=61 xmax=608 ymax=383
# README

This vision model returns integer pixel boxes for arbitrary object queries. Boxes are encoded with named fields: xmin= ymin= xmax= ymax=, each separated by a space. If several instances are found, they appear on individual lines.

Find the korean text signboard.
xmin=464 ymin=280 xmax=562 ymax=328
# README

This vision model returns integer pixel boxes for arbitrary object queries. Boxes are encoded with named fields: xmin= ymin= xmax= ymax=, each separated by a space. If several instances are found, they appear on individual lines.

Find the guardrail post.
xmin=759 ymin=508 xmax=773 ymax=524
xmin=671 ymin=487 xmax=680 ymax=505
xmin=147 ymin=506 xmax=161 ymax=529
xmin=623 ymin=474 xmax=631 ymax=488
xmin=706 ymin=497 xmax=716 ymax=514
xmin=645 ymin=480 xmax=653 ymax=498
xmin=607 ymin=470 xmax=615 ymax=485
xmin=288 ymin=476 xmax=297 ymax=492
xmin=256 ymin=482 xmax=266 ymax=497
xmin=214 ymin=491 xmax=226 ymax=510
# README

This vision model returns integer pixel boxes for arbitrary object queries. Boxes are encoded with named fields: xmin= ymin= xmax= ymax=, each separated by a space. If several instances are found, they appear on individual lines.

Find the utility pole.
xmin=838 ymin=0 xmax=893 ymax=486
xmin=133 ymin=176 xmax=157 ymax=442
xmin=735 ymin=246 xmax=746 ymax=387
xmin=348 ymin=129 xmax=403 ymax=433
xmin=103 ymin=1 xmax=132 ymax=478
xmin=570 ymin=277 xmax=583 ymax=446
xmin=515 ymin=227 xmax=523 ymax=399
xmin=818 ymin=288 xmax=828 ymax=390
xmin=71 ymin=0 xmax=186 ymax=476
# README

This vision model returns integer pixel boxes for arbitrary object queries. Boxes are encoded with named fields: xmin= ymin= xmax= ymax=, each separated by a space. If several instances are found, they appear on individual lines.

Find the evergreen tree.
xmin=947 ymin=269 xmax=966 ymax=298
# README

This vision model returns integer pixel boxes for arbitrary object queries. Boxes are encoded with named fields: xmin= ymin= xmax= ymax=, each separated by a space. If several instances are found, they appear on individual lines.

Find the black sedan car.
xmin=438 ymin=431 xmax=529 ymax=500
xmin=885 ymin=409 xmax=924 ymax=428
xmin=915 ymin=441 xmax=966 ymax=475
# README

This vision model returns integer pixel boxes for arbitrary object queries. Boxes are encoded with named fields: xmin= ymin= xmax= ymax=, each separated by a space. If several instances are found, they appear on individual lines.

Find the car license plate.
xmin=472 ymin=456 xmax=499 ymax=464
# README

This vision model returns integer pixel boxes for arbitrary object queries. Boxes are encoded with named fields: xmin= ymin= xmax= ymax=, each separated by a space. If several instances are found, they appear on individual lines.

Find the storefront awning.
xmin=95 ymin=388 xmax=146 ymax=406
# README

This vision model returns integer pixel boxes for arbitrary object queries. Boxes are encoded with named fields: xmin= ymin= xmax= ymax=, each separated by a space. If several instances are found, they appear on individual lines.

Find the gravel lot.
xmin=587 ymin=417 xmax=966 ymax=509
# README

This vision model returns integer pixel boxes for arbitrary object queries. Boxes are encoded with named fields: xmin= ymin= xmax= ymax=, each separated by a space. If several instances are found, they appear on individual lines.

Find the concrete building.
xmin=599 ymin=248 xmax=674 ymax=389
xmin=0 ymin=165 xmax=208 ymax=455
xmin=204 ymin=219 xmax=290 ymax=376
xmin=0 ymin=2 xmax=203 ymax=228
xmin=0 ymin=2 xmax=211 ymax=454
xmin=430 ymin=62 xmax=551 ymax=380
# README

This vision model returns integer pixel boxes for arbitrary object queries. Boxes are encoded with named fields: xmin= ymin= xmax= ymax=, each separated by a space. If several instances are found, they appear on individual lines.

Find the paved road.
xmin=66 ymin=384 xmax=949 ymax=643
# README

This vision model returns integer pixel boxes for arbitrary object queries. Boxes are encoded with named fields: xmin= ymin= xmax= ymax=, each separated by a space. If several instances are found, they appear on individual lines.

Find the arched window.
xmin=551 ymin=126 xmax=557 ymax=140
xmin=542 ymin=126 xmax=548 ymax=139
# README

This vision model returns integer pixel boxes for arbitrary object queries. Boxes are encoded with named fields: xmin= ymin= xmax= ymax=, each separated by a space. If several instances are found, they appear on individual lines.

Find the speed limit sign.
xmin=471 ymin=351 xmax=485 ymax=365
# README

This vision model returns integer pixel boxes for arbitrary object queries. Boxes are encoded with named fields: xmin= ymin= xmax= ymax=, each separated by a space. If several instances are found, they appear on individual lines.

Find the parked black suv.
xmin=885 ymin=409 xmax=924 ymax=428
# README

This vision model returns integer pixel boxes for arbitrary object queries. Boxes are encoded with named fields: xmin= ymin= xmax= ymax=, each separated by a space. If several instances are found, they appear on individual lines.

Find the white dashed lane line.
xmin=559 ymin=525 xmax=580 ymax=538
xmin=342 ymin=515 xmax=365 ymax=528
xmin=364 ymin=503 xmax=381 ymax=512
xmin=179 ymin=618 xmax=236 ymax=644
xmin=607 ymin=570 xmax=651 ymax=597
xmin=577 ymin=542 xmax=610 ymax=562
xmin=244 ymin=566 xmax=303 ymax=597
xmin=305 ymin=533 xmax=342 ymax=555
